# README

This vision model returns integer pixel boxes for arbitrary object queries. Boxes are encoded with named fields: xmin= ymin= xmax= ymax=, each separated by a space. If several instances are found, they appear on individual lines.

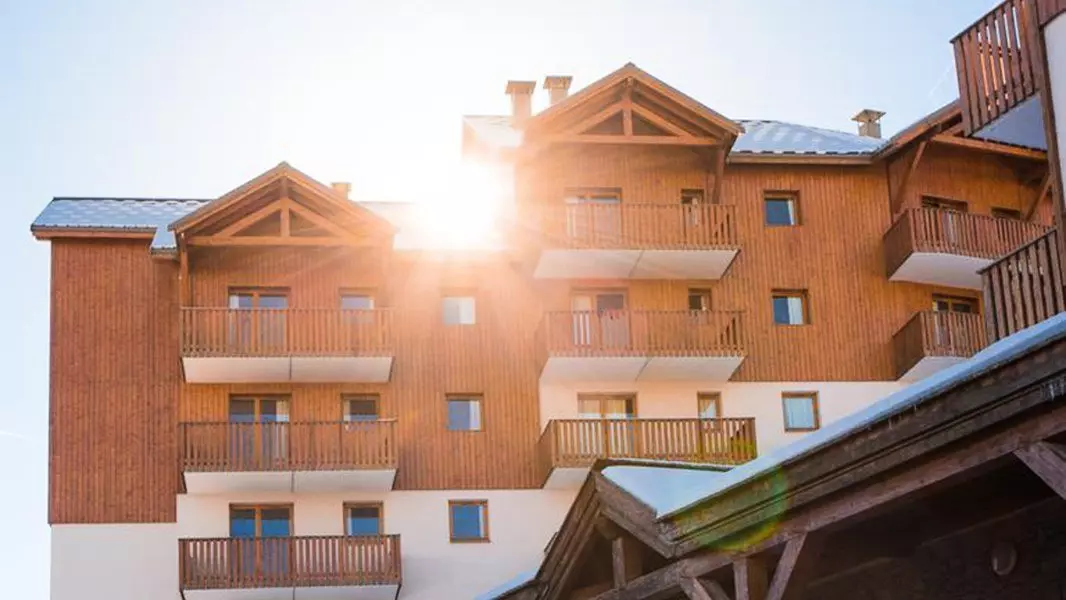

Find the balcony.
xmin=179 ymin=535 xmax=401 ymax=600
xmin=537 ymin=310 xmax=745 ymax=382
xmin=180 ymin=421 xmax=397 ymax=493
xmin=529 ymin=203 xmax=738 ymax=279
xmin=538 ymin=418 xmax=757 ymax=489
xmin=892 ymin=311 xmax=987 ymax=382
xmin=180 ymin=308 xmax=393 ymax=383
xmin=982 ymin=229 xmax=1066 ymax=341
xmin=884 ymin=208 xmax=1050 ymax=289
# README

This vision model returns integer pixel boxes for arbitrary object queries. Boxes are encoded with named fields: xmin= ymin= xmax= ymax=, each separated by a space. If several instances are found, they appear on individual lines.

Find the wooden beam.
xmin=281 ymin=197 xmax=363 ymax=239
xmin=546 ymin=133 xmax=720 ymax=147
xmin=280 ymin=205 xmax=291 ymax=237
xmin=30 ymin=227 xmax=155 ymax=240
xmin=214 ymin=201 xmax=282 ymax=238
xmin=931 ymin=133 xmax=1048 ymax=161
xmin=727 ymin=153 xmax=872 ymax=166
xmin=179 ymin=243 xmax=191 ymax=306
xmin=890 ymin=141 xmax=927 ymax=212
xmin=1014 ymin=441 xmax=1066 ymax=500
xmin=612 ymin=536 xmax=643 ymax=588
xmin=561 ymin=103 xmax=624 ymax=137
xmin=1024 ymin=170 xmax=1052 ymax=221
xmin=765 ymin=534 xmax=821 ymax=600
xmin=711 ymin=148 xmax=726 ymax=205
xmin=631 ymin=102 xmax=692 ymax=137
xmin=591 ymin=550 xmax=733 ymax=600
xmin=680 ymin=577 xmax=732 ymax=600
xmin=186 ymin=235 xmax=365 ymax=247
xmin=622 ymin=88 xmax=634 ymax=137
xmin=733 ymin=556 xmax=769 ymax=600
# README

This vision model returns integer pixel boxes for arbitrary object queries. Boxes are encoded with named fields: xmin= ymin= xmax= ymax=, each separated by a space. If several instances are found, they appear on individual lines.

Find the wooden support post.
xmin=681 ymin=577 xmax=732 ymax=600
xmin=711 ymin=148 xmax=726 ymax=206
xmin=1023 ymin=170 xmax=1052 ymax=221
xmin=890 ymin=141 xmax=927 ymax=213
xmin=733 ymin=556 xmax=769 ymax=600
xmin=1015 ymin=441 xmax=1066 ymax=500
xmin=611 ymin=535 xmax=643 ymax=588
xmin=179 ymin=243 xmax=191 ymax=306
xmin=765 ymin=534 xmax=821 ymax=600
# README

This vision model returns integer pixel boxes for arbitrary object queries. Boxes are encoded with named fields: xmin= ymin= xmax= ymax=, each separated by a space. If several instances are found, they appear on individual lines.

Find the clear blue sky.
xmin=0 ymin=0 xmax=1000 ymax=597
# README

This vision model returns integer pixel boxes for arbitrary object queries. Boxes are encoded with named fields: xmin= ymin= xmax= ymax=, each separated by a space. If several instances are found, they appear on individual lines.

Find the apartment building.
xmin=32 ymin=32 xmax=1058 ymax=600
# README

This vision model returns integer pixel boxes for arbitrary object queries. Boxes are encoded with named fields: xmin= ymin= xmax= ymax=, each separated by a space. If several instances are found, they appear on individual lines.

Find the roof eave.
xmin=727 ymin=153 xmax=875 ymax=166
xmin=30 ymin=226 xmax=157 ymax=241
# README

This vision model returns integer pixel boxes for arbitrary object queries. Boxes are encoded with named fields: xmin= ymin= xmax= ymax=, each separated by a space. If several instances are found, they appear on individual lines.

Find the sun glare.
xmin=411 ymin=161 xmax=511 ymax=250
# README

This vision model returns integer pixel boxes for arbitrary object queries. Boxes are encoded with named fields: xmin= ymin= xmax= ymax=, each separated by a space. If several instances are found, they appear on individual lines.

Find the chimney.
xmin=543 ymin=75 xmax=573 ymax=106
xmin=505 ymin=80 xmax=536 ymax=125
xmin=331 ymin=182 xmax=351 ymax=198
xmin=852 ymin=109 xmax=886 ymax=139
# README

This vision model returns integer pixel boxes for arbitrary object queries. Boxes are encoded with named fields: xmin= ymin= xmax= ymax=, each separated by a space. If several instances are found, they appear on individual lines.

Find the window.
xmin=921 ymin=196 xmax=968 ymax=212
xmin=991 ymin=207 xmax=1022 ymax=220
xmin=688 ymin=289 xmax=712 ymax=312
xmin=449 ymin=500 xmax=489 ymax=542
xmin=932 ymin=295 xmax=977 ymax=314
xmin=772 ymin=290 xmax=809 ymax=325
xmin=577 ymin=394 xmax=635 ymax=419
xmin=764 ymin=193 xmax=799 ymax=226
xmin=447 ymin=396 xmax=482 ymax=431
xmin=229 ymin=504 xmax=293 ymax=538
xmin=442 ymin=295 xmax=476 ymax=325
xmin=344 ymin=395 xmax=379 ymax=422
xmin=340 ymin=291 xmax=375 ymax=310
xmin=697 ymin=393 xmax=722 ymax=419
xmin=565 ymin=188 xmax=622 ymax=204
xmin=782 ymin=393 xmax=820 ymax=432
xmin=345 ymin=503 xmax=383 ymax=536
xmin=681 ymin=189 xmax=705 ymax=206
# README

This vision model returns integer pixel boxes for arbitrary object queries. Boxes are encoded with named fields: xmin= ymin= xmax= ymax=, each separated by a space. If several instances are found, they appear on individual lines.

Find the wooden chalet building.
xmin=31 ymin=3 xmax=1066 ymax=599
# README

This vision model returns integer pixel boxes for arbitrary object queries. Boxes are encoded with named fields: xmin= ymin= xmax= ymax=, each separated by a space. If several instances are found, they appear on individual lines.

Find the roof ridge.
xmin=52 ymin=196 xmax=212 ymax=203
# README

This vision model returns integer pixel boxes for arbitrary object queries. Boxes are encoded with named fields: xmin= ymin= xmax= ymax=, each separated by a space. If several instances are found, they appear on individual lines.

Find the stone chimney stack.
xmin=506 ymin=80 xmax=536 ymax=125
xmin=331 ymin=182 xmax=351 ymax=199
xmin=852 ymin=109 xmax=887 ymax=139
xmin=543 ymin=75 xmax=573 ymax=106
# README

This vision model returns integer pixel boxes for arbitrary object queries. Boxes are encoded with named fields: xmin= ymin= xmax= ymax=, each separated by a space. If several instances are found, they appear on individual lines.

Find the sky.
xmin=0 ymin=0 xmax=1002 ymax=597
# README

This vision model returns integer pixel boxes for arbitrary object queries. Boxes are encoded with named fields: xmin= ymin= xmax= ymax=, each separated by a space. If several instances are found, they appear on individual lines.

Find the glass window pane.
xmin=229 ymin=509 xmax=257 ymax=538
xmin=443 ymin=297 xmax=476 ymax=325
xmin=260 ymin=508 xmax=291 ymax=537
xmin=259 ymin=399 xmax=290 ymax=423
xmin=765 ymin=198 xmax=796 ymax=226
xmin=346 ymin=398 xmax=379 ymax=422
xmin=787 ymin=297 xmax=805 ymax=324
xmin=341 ymin=295 xmax=374 ymax=310
xmin=229 ymin=399 xmax=256 ymax=423
xmin=772 ymin=297 xmax=791 ymax=324
xmin=347 ymin=506 xmax=381 ymax=535
xmin=230 ymin=294 xmax=254 ymax=309
xmin=448 ymin=399 xmax=481 ymax=431
xmin=451 ymin=504 xmax=486 ymax=539
xmin=698 ymin=395 xmax=719 ymax=419
xmin=258 ymin=295 xmax=288 ymax=309
xmin=784 ymin=396 xmax=817 ymax=430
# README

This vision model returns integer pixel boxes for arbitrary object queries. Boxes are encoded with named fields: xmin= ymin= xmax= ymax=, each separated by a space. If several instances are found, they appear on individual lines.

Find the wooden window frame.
xmin=229 ymin=394 xmax=292 ymax=422
xmin=564 ymin=187 xmax=623 ymax=203
xmin=931 ymin=294 xmax=979 ymax=314
xmin=763 ymin=191 xmax=800 ymax=226
xmin=448 ymin=500 xmax=490 ymax=543
xmin=338 ymin=289 xmax=376 ymax=309
xmin=687 ymin=288 xmax=713 ymax=312
xmin=228 ymin=287 xmax=291 ymax=306
xmin=229 ymin=503 xmax=295 ymax=536
xmin=697 ymin=392 xmax=722 ymax=420
xmin=342 ymin=394 xmax=380 ymax=422
xmin=680 ymin=189 xmax=705 ymax=205
xmin=576 ymin=393 xmax=638 ymax=418
xmin=441 ymin=292 xmax=478 ymax=326
xmin=991 ymin=207 xmax=1022 ymax=220
xmin=782 ymin=392 xmax=821 ymax=432
xmin=446 ymin=394 xmax=484 ymax=432
xmin=343 ymin=502 xmax=384 ymax=536
xmin=771 ymin=289 xmax=811 ymax=326
xmin=920 ymin=195 xmax=969 ymax=212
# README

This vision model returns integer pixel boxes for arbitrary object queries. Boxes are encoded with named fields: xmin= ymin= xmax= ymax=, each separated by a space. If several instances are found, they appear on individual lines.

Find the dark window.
xmin=772 ymin=291 xmax=809 ymax=325
xmin=764 ymin=194 xmax=799 ymax=226
xmin=991 ymin=207 xmax=1022 ymax=220
xmin=688 ymin=289 xmax=712 ymax=312
xmin=447 ymin=396 xmax=482 ymax=431
xmin=442 ymin=296 xmax=476 ymax=325
xmin=681 ymin=189 xmax=705 ymax=205
xmin=783 ymin=393 xmax=820 ymax=431
xmin=344 ymin=395 xmax=379 ymax=422
xmin=697 ymin=393 xmax=721 ymax=419
xmin=921 ymin=196 xmax=968 ymax=212
xmin=449 ymin=500 xmax=489 ymax=542
xmin=345 ymin=504 xmax=382 ymax=536
xmin=932 ymin=295 xmax=977 ymax=314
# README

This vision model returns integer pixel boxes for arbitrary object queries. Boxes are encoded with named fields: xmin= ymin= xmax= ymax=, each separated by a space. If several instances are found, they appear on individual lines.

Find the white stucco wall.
xmin=1046 ymin=13 xmax=1066 ymax=188
xmin=51 ymin=523 xmax=182 ymax=600
xmin=540 ymin=380 xmax=905 ymax=455
xmin=177 ymin=489 xmax=575 ymax=600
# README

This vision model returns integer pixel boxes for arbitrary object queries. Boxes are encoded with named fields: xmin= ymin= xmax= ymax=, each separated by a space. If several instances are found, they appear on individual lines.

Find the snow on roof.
xmin=657 ymin=311 xmax=1066 ymax=519
xmin=601 ymin=464 xmax=731 ymax=515
xmin=473 ymin=568 xmax=538 ymax=600
xmin=461 ymin=115 xmax=885 ymax=156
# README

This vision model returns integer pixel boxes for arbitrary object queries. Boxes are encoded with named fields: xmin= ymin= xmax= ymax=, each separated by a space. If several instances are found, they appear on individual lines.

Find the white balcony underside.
xmin=184 ymin=584 xmax=398 ymax=600
xmin=183 ymin=356 xmax=393 ymax=383
xmin=898 ymin=356 xmax=969 ymax=383
xmin=889 ymin=252 xmax=989 ymax=290
xmin=544 ymin=467 xmax=590 ymax=490
xmin=533 ymin=249 xmax=738 ymax=279
xmin=540 ymin=356 xmax=744 ymax=382
xmin=184 ymin=469 xmax=397 ymax=494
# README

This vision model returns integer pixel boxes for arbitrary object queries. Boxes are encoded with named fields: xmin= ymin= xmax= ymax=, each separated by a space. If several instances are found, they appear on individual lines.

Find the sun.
xmin=411 ymin=161 xmax=511 ymax=250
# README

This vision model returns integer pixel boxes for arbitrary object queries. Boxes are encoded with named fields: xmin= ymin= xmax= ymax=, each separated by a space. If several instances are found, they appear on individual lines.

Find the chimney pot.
xmin=331 ymin=182 xmax=351 ymax=198
xmin=505 ymin=80 xmax=536 ymax=125
xmin=543 ymin=75 xmax=573 ymax=106
xmin=852 ymin=109 xmax=886 ymax=139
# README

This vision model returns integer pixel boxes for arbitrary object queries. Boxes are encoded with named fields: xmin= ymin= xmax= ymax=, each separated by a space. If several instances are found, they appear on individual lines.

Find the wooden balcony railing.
xmin=981 ymin=229 xmax=1066 ymax=341
xmin=952 ymin=0 xmax=1043 ymax=134
xmin=180 ymin=421 xmax=397 ymax=472
xmin=540 ymin=310 xmax=745 ymax=357
xmin=179 ymin=535 xmax=401 ymax=590
xmin=180 ymin=308 xmax=393 ymax=357
xmin=538 ymin=418 xmax=757 ymax=479
xmin=884 ymin=208 xmax=1050 ymax=275
xmin=531 ymin=203 xmax=737 ymax=250
xmin=892 ymin=311 xmax=987 ymax=379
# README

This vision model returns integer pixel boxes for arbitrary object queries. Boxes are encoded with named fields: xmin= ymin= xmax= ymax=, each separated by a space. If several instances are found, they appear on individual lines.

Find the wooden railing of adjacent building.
xmin=532 ymin=203 xmax=737 ymax=249
xmin=180 ymin=308 xmax=393 ymax=357
xmin=884 ymin=208 xmax=1051 ymax=275
xmin=952 ymin=0 xmax=1043 ymax=134
xmin=892 ymin=311 xmax=988 ymax=379
xmin=180 ymin=421 xmax=397 ymax=472
xmin=539 ymin=310 xmax=745 ymax=357
xmin=179 ymin=535 xmax=401 ymax=590
xmin=981 ymin=229 xmax=1066 ymax=340
xmin=538 ymin=418 xmax=757 ymax=479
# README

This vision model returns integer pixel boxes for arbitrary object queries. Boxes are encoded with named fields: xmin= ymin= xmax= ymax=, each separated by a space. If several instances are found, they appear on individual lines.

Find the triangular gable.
xmin=522 ymin=63 xmax=743 ymax=150
xmin=172 ymin=162 xmax=395 ymax=248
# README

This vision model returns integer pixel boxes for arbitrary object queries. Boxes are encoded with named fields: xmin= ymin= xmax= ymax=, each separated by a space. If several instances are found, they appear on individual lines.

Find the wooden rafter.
xmin=214 ymin=201 xmax=283 ymax=238
xmin=764 ymin=534 xmax=821 ymax=600
xmin=611 ymin=535 xmax=642 ymax=589
xmin=545 ymin=133 xmax=719 ymax=147
xmin=680 ymin=577 xmax=731 ymax=600
xmin=631 ymin=102 xmax=690 ymax=137
xmin=1014 ymin=441 xmax=1066 ymax=500
xmin=733 ymin=556 xmax=769 ymax=600
xmin=890 ymin=141 xmax=928 ymax=212
xmin=1023 ymin=170 xmax=1052 ymax=221
xmin=931 ymin=133 xmax=1048 ymax=161
xmin=622 ymin=86 xmax=634 ymax=136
